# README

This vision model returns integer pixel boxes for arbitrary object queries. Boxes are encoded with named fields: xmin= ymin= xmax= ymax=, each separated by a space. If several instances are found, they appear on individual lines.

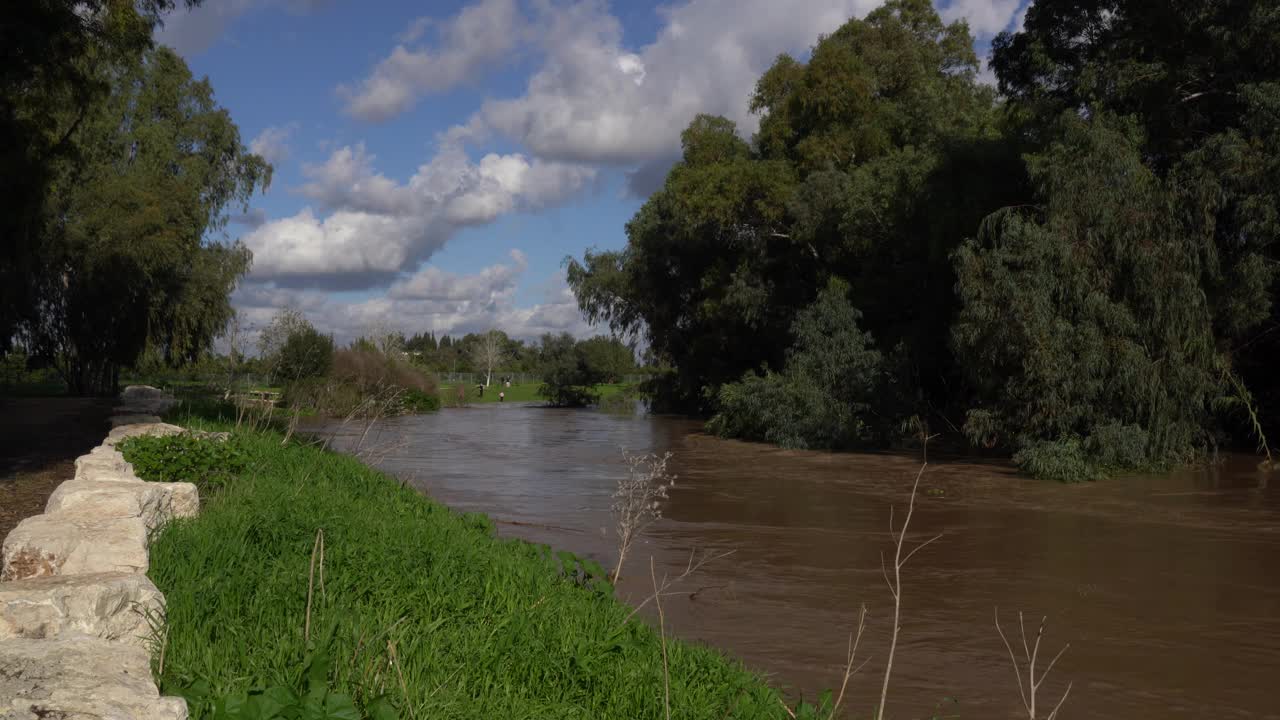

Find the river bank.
xmin=134 ymin=402 xmax=802 ymax=719
xmin=315 ymin=404 xmax=1280 ymax=720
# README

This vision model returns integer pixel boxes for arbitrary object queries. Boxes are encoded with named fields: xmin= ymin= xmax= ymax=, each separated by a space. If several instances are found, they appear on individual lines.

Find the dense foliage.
xmin=1 ymin=0 xmax=201 ymax=356
xmin=537 ymin=333 xmax=608 ymax=407
xmin=5 ymin=19 xmax=267 ymax=395
xmin=568 ymin=0 xmax=1280 ymax=479
xmin=120 ymin=433 xmax=247 ymax=495
xmin=707 ymin=280 xmax=889 ymax=449
xmin=274 ymin=326 xmax=336 ymax=384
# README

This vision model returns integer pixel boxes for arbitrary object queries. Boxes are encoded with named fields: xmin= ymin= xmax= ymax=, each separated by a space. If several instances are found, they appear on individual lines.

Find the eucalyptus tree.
xmin=1 ymin=0 xmax=203 ymax=353
xmin=25 ymin=47 xmax=269 ymax=394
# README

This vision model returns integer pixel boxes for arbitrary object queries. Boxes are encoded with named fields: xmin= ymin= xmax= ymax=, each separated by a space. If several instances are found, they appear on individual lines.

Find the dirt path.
xmin=0 ymin=397 xmax=114 ymax=539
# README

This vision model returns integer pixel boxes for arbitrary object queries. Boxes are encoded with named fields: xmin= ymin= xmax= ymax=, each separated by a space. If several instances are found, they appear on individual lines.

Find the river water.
xmin=316 ymin=404 xmax=1280 ymax=719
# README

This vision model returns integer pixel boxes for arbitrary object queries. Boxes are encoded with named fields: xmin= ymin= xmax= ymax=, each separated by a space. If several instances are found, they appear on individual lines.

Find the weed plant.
xmin=144 ymin=420 xmax=795 ymax=719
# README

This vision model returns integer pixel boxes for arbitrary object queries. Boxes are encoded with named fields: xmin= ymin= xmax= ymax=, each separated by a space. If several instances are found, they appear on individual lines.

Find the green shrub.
xmin=398 ymin=387 xmax=440 ymax=413
xmin=1084 ymin=422 xmax=1150 ymax=471
xmin=1012 ymin=438 xmax=1102 ymax=483
xmin=275 ymin=326 xmax=335 ymax=383
xmin=537 ymin=333 xmax=604 ymax=407
xmin=119 ymin=433 xmax=247 ymax=494
xmin=707 ymin=280 xmax=886 ymax=449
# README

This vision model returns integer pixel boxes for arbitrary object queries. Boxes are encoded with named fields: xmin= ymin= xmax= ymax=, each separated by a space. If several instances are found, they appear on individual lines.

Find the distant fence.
xmin=436 ymin=372 xmax=650 ymax=386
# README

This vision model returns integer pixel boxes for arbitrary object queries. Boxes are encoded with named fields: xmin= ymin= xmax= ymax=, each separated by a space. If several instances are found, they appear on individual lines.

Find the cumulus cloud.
xmin=249 ymin=124 xmax=298 ymax=166
xmin=242 ymin=142 xmax=593 ymax=283
xmin=339 ymin=0 xmax=523 ymax=121
xmin=389 ymin=250 xmax=527 ymax=302
xmin=473 ymin=0 xmax=879 ymax=166
xmin=233 ymin=258 xmax=593 ymax=345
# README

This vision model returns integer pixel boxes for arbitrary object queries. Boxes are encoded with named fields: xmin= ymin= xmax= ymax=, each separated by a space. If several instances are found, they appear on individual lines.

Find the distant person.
xmin=499 ymin=391 xmax=505 ymax=402
xmin=476 ymin=383 xmax=484 ymax=398
xmin=505 ymin=379 xmax=511 ymax=388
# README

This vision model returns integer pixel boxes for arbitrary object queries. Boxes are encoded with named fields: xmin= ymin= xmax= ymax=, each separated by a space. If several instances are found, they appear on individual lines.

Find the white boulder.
xmin=0 ymin=637 xmax=187 ymax=719
xmin=0 ymin=572 xmax=164 ymax=649
xmin=45 ymin=479 xmax=198 ymax=532
xmin=104 ymin=422 xmax=185 ymax=447
xmin=1 ymin=515 xmax=148 ymax=581
xmin=73 ymin=446 xmax=136 ymax=482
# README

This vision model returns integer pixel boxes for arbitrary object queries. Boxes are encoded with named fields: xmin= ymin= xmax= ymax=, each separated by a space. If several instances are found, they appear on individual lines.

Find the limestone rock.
xmin=0 ymin=637 xmax=187 ymax=719
xmin=74 ymin=447 xmax=137 ymax=483
xmin=45 ymin=479 xmax=198 ymax=532
xmin=120 ymin=385 xmax=168 ymax=401
xmin=109 ymin=414 xmax=163 ymax=428
xmin=1 ymin=515 xmax=148 ymax=581
xmin=0 ymin=572 xmax=163 ymax=648
xmin=118 ymin=385 xmax=177 ymax=416
xmin=104 ymin=422 xmax=185 ymax=447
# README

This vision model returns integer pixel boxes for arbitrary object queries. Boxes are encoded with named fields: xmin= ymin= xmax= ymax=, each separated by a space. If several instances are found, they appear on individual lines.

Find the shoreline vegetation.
xmin=123 ymin=398 xmax=805 ymax=719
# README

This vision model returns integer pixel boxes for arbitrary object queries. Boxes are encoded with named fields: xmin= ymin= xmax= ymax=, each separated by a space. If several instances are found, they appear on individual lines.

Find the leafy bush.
xmin=537 ymin=332 xmax=604 ymax=407
xmin=1012 ymin=438 xmax=1102 ymax=483
xmin=953 ymin=116 xmax=1222 ymax=479
xmin=708 ymin=280 xmax=886 ymax=449
xmin=398 ymin=387 xmax=440 ymax=413
xmin=119 ymin=433 xmax=246 ymax=493
xmin=275 ymin=326 xmax=335 ymax=383
xmin=281 ymin=350 xmax=440 ymax=417
xmin=1084 ymin=422 xmax=1150 ymax=471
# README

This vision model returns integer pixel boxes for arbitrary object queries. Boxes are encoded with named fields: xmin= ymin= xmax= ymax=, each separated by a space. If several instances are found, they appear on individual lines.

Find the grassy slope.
xmin=439 ymin=382 xmax=632 ymax=405
xmin=142 ymin=415 xmax=789 ymax=719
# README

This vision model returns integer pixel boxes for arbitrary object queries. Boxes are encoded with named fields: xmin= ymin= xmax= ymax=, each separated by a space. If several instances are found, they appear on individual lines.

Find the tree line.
xmin=567 ymin=0 xmax=1280 ymax=480
xmin=224 ymin=309 xmax=639 ymax=410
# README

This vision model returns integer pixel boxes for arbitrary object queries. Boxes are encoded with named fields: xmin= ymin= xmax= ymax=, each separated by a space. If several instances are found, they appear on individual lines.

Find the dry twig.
xmin=650 ymin=557 xmax=672 ymax=720
xmin=874 ymin=435 xmax=942 ymax=720
xmin=995 ymin=609 xmax=1073 ymax=720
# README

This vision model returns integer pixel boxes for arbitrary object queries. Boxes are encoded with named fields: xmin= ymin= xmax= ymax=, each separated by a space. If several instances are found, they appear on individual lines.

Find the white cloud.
xmin=389 ymin=250 xmax=527 ymax=302
xmin=475 ymin=0 xmax=879 ymax=166
xmin=940 ymin=0 xmax=1024 ymax=36
xmin=249 ymin=124 xmax=298 ymax=165
xmin=234 ymin=260 xmax=594 ymax=344
xmin=397 ymin=16 xmax=433 ymax=44
xmin=339 ymin=0 xmax=522 ymax=121
xmin=243 ymin=142 xmax=594 ymax=281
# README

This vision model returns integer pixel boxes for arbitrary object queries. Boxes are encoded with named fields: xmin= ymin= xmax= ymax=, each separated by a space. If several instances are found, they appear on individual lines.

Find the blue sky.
xmin=159 ymin=0 xmax=1030 ymax=344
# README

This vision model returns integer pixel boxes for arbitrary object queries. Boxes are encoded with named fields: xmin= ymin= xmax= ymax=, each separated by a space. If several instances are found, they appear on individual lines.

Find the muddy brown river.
xmin=318 ymin=404 xmax=1280 ymax=719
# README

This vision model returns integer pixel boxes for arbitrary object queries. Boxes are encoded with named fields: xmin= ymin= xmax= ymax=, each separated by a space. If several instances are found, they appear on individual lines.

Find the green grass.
xmin=440 ymin=382 xmax=633 ymax=405
xmin=134 ymin=414 xmax=798 ymax=719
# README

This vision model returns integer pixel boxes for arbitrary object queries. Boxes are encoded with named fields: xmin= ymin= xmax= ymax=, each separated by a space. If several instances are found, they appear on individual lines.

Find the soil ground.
xmin=0 ymin=397 xmax=114 ymax=539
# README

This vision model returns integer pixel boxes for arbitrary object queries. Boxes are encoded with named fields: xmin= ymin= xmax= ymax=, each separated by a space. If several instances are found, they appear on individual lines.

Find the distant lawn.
xmin=439 ymin=382 xmax=633 ymax=405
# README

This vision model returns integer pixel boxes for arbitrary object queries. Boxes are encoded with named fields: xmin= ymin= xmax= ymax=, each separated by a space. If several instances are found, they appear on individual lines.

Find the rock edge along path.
xmin=0 ymin=386 xmax=195 ymax=720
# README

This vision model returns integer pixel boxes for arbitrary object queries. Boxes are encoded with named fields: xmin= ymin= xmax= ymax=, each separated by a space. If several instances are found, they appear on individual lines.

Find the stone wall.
xmin=0 ymin=386 xmax=195 ymax=719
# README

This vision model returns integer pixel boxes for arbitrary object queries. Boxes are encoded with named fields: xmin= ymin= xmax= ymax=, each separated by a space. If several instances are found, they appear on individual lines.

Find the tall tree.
xmin=991 ymin=0 xmax=1280 ymax=440
xmin=1 ymin=0 xmax=202 ymax=353
xmin=953 ymin=115 xmax=1222 ymax=479
xmin=568 ymin=0 xmax=1006 ymax=415
xmin=24 ymin=46 xmax=269 ymax=394
xmin=469 ymin=329 xmax=508 ymax=386
xmin=970 ymin=0 xmax=1280 ymax=462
